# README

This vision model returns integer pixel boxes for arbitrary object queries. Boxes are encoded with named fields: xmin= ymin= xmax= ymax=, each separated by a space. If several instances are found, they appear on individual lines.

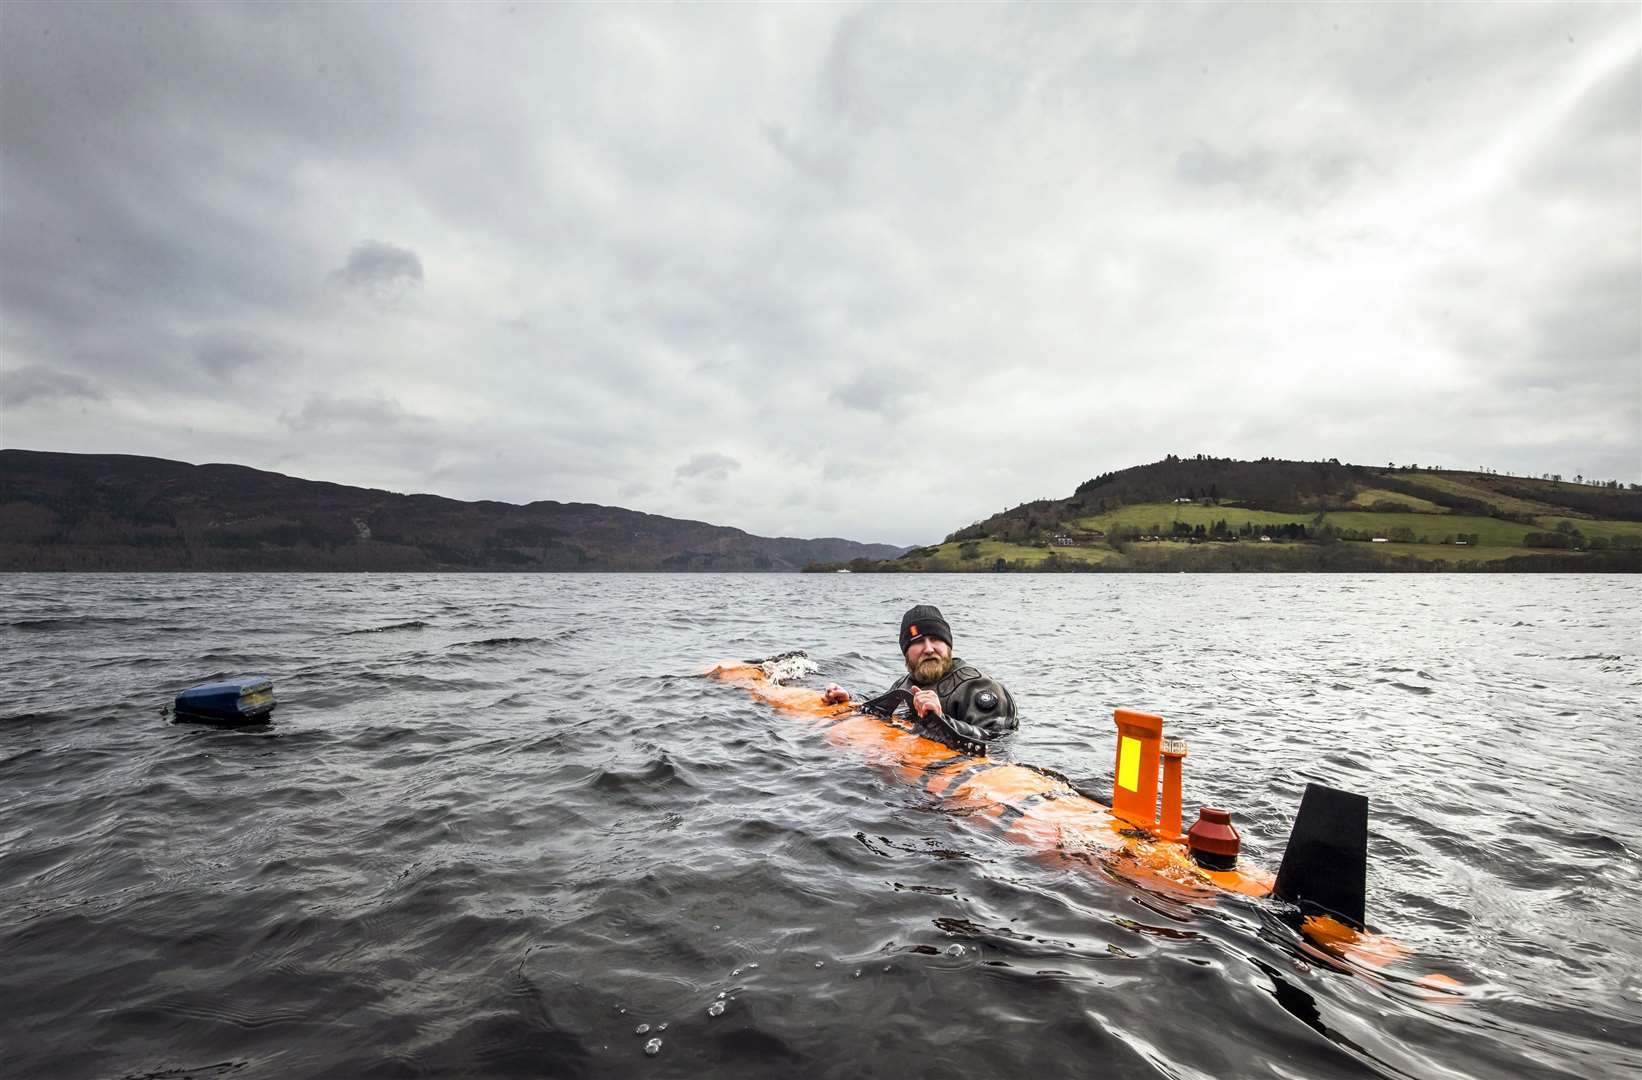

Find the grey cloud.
xmin=817 ymin=5 xmax=1032 ymax=133
xmin=1522 ymin=52 xmax=1640 ymax=196
xmin=0 ymin=6 xmax=351 ymax=330
xmin=194 ymin=331 xmax=281 ymax=380
xmin=1175 ymin=140 xmax=1366 ymax=209
xmin=761 ymin=122 xmax=846 ymax=189
xmin=1518 ymin=263 xmax=1641 ymax=392
xmin=2 ymin=364 xmax=106 ymax=406
xmin=1175 ymin=141 xmax=1274 ymax=189
xmin=283 ymin=393 xmax=430 ymax=433
xmin=675 ymin=452 xmax=741 ymax=482
xmin=819 ymin=8 xmax=873 ymax=122
xmin=820 ymin=455 xmax=873 ymax=483
xmin=829 ymin=368 xmax=915 ymax=416
xmin=331 ymin=241 xmax=424 ymax=301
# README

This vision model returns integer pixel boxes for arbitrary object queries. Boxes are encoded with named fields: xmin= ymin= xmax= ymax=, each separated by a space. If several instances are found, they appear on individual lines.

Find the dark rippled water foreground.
xmin=1 ymin=574 xmax=1638 ymax=1080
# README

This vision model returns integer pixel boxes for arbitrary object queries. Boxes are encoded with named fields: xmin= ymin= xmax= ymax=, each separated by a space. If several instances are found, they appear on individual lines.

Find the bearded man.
xmin=823 ymin=604 xmax=1018 ymax=741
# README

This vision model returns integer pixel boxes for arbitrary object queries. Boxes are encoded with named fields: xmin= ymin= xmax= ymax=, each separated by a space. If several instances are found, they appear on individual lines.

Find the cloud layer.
xmin=2 ymin=4 xmax=1637 ymax=545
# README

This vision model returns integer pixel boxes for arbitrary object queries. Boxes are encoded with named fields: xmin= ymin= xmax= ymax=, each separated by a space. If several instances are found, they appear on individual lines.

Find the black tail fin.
xmin=1274 ymin=783 xmax=1368 ymax=929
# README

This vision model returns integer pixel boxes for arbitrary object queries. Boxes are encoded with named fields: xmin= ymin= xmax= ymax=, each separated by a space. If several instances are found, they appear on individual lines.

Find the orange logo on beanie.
xmin=909 ymin=624 xmax=918 ymax=637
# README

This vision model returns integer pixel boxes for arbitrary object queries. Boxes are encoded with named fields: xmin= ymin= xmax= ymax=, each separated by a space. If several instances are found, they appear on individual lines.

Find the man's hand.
xmin=822 ymin=683 xmax=850 ymax=705
xmin=912 ymin=688 xmax=942 ymax=718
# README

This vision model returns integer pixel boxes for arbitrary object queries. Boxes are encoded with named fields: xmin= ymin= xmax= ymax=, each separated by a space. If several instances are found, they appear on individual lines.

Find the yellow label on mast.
xmin=1118 ymin=735 xmax=1141 ymax=792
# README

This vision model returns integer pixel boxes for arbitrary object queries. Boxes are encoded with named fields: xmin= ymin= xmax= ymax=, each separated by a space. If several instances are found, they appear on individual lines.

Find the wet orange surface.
xmin=705 ymin=660 xmax=1464 ymax=982
xmin=708 ymin=662 xmax=1277 ymax=901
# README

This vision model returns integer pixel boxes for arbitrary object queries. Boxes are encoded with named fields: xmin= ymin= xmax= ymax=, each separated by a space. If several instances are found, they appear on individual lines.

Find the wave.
xmin=7 ymin=615 xmax=146 ymax=631
xmin=459 ymin=636 xmax=543 ymax=650
xmin=343 ymin=620 xmax=431 ymax=635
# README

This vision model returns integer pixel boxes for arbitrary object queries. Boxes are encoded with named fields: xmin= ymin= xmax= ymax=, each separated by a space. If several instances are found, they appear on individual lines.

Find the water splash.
xmin=759 ymin=650 xmax=818 ymax=684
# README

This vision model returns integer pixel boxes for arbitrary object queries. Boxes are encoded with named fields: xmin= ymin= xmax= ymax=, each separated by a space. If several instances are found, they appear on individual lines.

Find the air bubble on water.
xmin=747 ymin=962 xmax=758 ymax=969
xmin=635 ymin=1023 xmax=650 ymax=1035
xmin=854 ymin=969 xmax=863 ymax=978
xmin=731 ymin=967 xmax=742 ymax=976
xmin=658 ymin=1023 xmax=669 ymax=1031
xmin=814 ymin=960 xmax=824 ymax=968
xmin=644 ymin=1038 xmax=663 ymax=1056
xmin=716 ymin=990 xmax=727 ymax=999
xmin=713 ymin=924 xmax=721 ymax=931
xmin=708 ymin=1000 xmax=726 ymax=1017
xmin=946 ymin=944 xmax=963 ymax=957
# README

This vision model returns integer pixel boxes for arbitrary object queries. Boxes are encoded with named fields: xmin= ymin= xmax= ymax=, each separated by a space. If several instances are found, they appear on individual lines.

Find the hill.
xmin=0 ymin=450 xmax=908 ymax=571
xmin=818 ymin=455 xmax=1642 ymax=573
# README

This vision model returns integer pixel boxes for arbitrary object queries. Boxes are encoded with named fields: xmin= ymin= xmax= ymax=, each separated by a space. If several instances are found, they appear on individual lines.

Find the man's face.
xmin=904 ymin=636 xmax=953 ymax=686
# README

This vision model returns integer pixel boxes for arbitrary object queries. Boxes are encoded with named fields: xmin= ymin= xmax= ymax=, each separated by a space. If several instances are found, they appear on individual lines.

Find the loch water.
xmin=1 ymin=573 xmax=1638 ymax=1080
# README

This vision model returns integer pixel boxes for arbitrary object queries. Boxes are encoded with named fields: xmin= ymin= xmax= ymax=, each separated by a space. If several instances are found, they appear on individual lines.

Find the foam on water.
xmin=758 ymin=650 xmax=819 ymax=684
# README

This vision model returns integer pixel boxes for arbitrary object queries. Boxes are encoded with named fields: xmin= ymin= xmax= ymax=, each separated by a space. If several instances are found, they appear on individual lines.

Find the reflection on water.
xmin=0 ymin=573 xmax=1638 ymax=1079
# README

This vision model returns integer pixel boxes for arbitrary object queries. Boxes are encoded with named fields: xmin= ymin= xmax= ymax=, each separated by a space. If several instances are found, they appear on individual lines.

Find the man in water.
xmin=823 ymin=604 xmax=1018 ymax=741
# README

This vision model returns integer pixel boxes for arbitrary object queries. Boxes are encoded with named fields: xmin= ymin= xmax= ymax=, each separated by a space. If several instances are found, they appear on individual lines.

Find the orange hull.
xmin=707 ymin=661 xmax=1274 ymax=900
xmin=708 ymin=660 xmax=1464 ymax=998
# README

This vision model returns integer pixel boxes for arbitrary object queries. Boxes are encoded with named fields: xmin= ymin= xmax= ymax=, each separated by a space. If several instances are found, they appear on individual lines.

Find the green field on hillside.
xmin=1124 ymin=540 xmax=1305 ymax=557
xmin=1321 ymin=511 xmax=1641 ymax=546
xmin=1064 ymin=503 xmax=1641 ymax=548
xmin=1376 ymin=473 xmax=1557 ymax=515
xmin=1317 ymin=511 xmax=1532 ymax=545
xmin=1360 ymin=542 xmax=1573 ymax=564
xmin=1067 ymin=503 xmax=1530 ymax=543
xmin=882 ymin=532 xmax=1617 ymax=572
xmin=1534 ymin=516 xmax=1642 ymax=540
xmin=919 ymin=539 xmax=1119 ymax=566
xmin=1069 ymin=503 xmax=1310 ymax=534
xmin=1349 ymin=487 xmax=1448 ymax=513
xmin=1535 ymin=479 xmax=1638 ymax=502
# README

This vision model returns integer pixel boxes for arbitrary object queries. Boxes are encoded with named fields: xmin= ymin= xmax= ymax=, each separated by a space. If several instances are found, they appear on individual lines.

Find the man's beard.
xmin=907 ymin=653 xmax=953 ymax=687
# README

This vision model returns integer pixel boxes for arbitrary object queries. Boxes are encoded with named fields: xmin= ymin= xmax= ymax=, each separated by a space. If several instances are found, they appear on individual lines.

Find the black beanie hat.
xmin=899 ymin=604 xmax=953 ymax=654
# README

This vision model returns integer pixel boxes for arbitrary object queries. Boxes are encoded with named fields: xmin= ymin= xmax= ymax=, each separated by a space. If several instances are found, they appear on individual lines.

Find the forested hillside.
xmin=0 ymin=451 xmax=907 ymax=571
xmin=819 ymin=455 xmax=1642 ymax=572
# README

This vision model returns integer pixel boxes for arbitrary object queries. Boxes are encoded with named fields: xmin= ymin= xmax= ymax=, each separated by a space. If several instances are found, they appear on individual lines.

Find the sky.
xmin=1 ymin=3 xmax=1637 ymax=547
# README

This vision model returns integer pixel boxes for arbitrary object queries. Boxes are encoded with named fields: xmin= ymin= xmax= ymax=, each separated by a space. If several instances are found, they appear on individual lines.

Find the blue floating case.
xmin=174 ymin=676 xmax=276 ymax=725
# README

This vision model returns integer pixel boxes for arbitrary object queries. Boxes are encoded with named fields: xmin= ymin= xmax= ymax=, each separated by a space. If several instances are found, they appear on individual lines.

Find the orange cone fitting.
xmin=1188 ymin=807 xmax=1241 ymax=869
xmin=1111 ymin=709 xmax=1163 ymax=829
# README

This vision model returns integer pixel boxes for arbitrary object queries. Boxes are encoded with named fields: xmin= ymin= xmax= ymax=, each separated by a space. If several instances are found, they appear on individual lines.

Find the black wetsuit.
xmin=886 ymin=656 xmax=1018 ymax=744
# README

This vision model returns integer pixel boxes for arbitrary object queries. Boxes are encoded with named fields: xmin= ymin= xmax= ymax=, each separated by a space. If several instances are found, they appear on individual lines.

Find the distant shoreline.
xmin=6 ymin=449 xmax=1638 ymax=574
xmin=805 ymin=552 xmax=1642 ymax=574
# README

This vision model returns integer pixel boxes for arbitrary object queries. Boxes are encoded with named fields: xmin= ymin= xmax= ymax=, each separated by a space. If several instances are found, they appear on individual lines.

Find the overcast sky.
xmin=2 ymin=3 xmax=1637 ymax=546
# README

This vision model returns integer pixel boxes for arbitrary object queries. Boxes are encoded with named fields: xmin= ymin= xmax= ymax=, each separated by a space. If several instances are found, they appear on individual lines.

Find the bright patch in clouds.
xmin=1 ymin=4 xmax=1636 ymax=545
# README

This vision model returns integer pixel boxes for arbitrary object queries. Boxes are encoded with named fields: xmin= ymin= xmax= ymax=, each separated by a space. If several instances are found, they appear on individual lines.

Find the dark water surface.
xmin=2 ymin=573 xmax=1638 ymax=1079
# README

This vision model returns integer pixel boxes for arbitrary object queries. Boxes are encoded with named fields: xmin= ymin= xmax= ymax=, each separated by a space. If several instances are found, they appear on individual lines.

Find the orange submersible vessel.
xmin=708 ymin=654 xmax=1463 ymax=995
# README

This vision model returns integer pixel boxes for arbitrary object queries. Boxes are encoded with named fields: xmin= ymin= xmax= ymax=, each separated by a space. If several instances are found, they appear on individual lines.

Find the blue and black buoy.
xmin=173 ymin=676 xmax=276 ymax=726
